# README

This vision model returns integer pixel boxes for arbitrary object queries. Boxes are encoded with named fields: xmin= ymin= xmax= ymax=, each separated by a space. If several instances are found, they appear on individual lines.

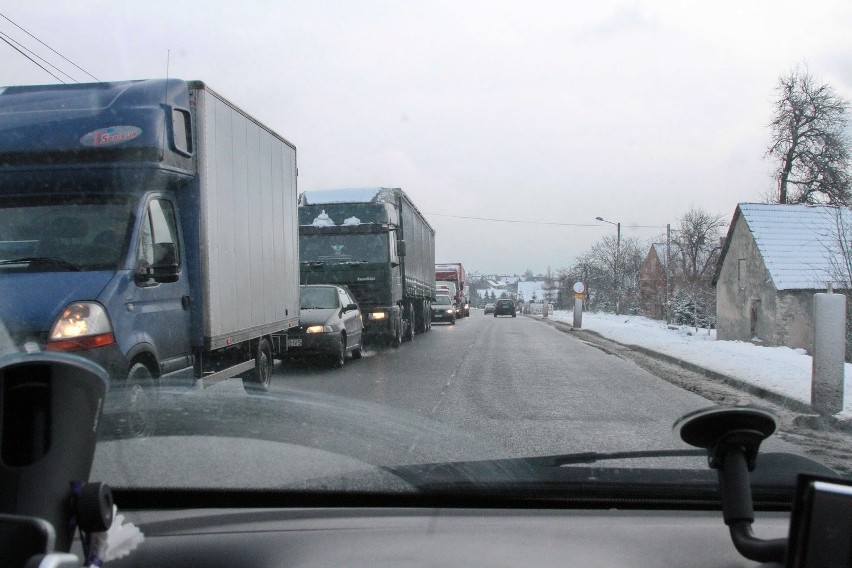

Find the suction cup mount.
xmin=676 ymin=405 xmax=777 ymax=470
xmin=674 ymin=405 xmax=787 ymax=564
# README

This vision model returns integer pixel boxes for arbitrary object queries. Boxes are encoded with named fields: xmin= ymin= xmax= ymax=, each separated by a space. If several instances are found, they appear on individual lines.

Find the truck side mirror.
xmin=135 ymin=243 xmax=180 ymax=284
xmin=397 ymin=240 xmax=407 ymax=257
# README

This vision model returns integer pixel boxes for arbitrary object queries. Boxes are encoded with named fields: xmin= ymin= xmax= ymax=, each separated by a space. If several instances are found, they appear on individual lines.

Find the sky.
xmin=2 ymin=1 xmax=852 ymax=274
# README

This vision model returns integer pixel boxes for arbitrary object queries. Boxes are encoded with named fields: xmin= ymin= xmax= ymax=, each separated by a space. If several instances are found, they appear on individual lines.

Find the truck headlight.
xmin=46 ymin=302 xmax=115 ymax=351
xmin=368 ymin=311 xmax=387 ymax=320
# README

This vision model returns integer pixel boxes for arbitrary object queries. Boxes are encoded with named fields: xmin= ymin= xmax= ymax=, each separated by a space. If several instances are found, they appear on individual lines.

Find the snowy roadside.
xmin=546 ymin=310 xmax=852 ymax=420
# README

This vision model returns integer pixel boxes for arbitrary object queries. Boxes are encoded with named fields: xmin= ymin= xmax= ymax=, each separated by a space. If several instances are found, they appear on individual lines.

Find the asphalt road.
xmin=95 ymin=310 xmax=810 ymax=486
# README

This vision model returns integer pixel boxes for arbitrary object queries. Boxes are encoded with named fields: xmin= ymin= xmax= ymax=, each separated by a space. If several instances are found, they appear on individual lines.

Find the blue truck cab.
xmin=0 ymin=79 xmax=300 ymax=410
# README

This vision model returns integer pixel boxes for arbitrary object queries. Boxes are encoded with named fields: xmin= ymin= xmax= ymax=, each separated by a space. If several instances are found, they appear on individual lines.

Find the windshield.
xmin=300 ymin=233 xmax=388 ymax=263
xmin=300 ymin=286 xmax=339 ymax=309
xmin=1 ymin=2 xmax=850 ymax=506
xmin=0 ymin=195 xmax=134 ymax=271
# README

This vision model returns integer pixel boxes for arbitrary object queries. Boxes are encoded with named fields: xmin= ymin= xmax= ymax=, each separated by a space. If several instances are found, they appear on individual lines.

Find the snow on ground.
xmin=548 ymin=310 xmax=852 ymax=419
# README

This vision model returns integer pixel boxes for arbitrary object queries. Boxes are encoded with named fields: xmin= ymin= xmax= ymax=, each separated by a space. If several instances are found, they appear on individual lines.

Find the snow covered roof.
xmin=299 ymin=188 xmax=399 ymax=205
xmin=717 ymin=203 xmax=850 ymax=290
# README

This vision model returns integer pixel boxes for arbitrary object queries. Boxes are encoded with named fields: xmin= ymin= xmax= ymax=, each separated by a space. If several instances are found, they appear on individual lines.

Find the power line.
xmin=0 ymin=34 xmax=65 ymax=83
xmin=424 ymin=212 xmax=600 ymax=227
xmin=424 ymin=212 xmax=666 ymax=230
xmin=0 ymin=12 xmax=99 ymax=81
xmin=0 ymin=30 xmax=75 ymax=82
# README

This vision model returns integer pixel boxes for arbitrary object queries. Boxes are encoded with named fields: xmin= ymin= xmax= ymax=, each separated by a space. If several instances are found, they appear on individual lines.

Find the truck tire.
xmin=424 ymin=301 xmax=432 ymax=331
xmin=125 ymin=362 xmax=157 ymax=438
xmin=403 ymin=303 xmax=415 ymax=342
xmin=331 ymin=334 xmax=346 ymax=368
xmin=242 ymin=337 xmax=273 ymax=394
xmin=414 ymin=300 xmax=427 ymax=333
xmin=391 ymin=313 xmax=402 ymax=348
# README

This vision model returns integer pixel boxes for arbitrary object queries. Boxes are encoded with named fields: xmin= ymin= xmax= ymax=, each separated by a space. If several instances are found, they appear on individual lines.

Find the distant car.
xmin=493 ymin=299 xmax=516 ymax=317
xmin=484 ymin=302 xmax=495 ymax=314
xmin=431 ymin=294 xmax=456 ymax=324
xmin=288 ymin=284 xmax=364 ymax=368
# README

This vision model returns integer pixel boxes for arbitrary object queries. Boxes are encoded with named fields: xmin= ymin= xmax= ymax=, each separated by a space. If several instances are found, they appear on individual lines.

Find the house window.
xmin=738 ymin=259 xmax=746 ymax=281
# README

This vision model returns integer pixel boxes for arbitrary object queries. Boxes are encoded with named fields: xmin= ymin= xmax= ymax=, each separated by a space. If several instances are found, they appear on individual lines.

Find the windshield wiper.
xmin=544 ymin=449 xmax=706 ymax=467
xmin=0 ymin=257 xmax=81 ymax=271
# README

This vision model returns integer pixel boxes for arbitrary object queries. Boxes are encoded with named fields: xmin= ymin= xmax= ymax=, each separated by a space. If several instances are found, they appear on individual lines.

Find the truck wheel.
xmin=331 ymin=335 xmax=346 ymax=368
xmin=391 ymin=314 xmax=402 ymax=348
xmin=243 ymin=337 xmax=273 ymax=394
xmin=403 ymin=303 xmax=415 ymax=342
xmin=414 ymin=300 xmax=426 ymax=333
xmin=125 ymin=362 xmax=157 ymax=438
xmin=425 ymin=301 xmax=432 ymax=331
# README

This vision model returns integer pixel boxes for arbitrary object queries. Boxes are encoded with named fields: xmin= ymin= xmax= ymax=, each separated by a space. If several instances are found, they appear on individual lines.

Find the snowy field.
xmin=548 ymin=310 xmax=852 ymax=419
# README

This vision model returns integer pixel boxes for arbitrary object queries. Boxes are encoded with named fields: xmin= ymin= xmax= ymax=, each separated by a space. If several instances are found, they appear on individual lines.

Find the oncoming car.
xmin=493 ymin=298 xmax=516 ymax=317
xmin=287 ymin=284 xmax=364 ymax=367
xmin=484 ymin=302 xmax=495 ymax=314
xmin=431 ymin=293 xmax=456 ymax=324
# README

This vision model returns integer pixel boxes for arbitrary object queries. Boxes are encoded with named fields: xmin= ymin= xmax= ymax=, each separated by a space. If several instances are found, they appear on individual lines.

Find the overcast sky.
xmin=3 ymin=1 xmax=851 ymax=274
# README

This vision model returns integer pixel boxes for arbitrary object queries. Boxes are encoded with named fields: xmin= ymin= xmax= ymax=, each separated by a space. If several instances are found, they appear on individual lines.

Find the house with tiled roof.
xmin=713 ymin=203 xmax=849 ymax=351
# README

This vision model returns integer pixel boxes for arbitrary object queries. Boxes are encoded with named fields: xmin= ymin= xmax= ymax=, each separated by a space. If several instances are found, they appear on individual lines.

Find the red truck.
xmin=435 ymin=263 xmax=469 ymax=317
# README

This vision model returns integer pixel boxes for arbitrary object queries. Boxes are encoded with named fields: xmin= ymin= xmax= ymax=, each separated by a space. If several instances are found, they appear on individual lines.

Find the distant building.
xmin=639 ymin=243 xmax=670 ymax=319
xmin=713 ymin=203 xmax=850 ymax=352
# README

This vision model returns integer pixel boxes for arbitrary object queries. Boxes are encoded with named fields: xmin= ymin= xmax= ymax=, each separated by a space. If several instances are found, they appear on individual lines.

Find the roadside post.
xmin=812 ymin=284 xmax=845 ymax=415
xmin=573 ymin=282 xmax=585 ymax=328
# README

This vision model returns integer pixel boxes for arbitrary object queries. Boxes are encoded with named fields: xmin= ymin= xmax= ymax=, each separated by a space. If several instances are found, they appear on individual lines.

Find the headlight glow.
xmin=46 ymin=302 xmax=115 ymax=352
xmin=49 ymin=302 xmax=112 ymax=339
xmin=368 ymin=311 xmax=387 ymax=320
xmin=306 ymin=325 xmax=325 ymax=333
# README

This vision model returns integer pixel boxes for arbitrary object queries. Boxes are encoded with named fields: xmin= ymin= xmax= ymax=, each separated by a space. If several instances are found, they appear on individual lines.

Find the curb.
xmin=533 ymin=316 xmax=852 ymax=434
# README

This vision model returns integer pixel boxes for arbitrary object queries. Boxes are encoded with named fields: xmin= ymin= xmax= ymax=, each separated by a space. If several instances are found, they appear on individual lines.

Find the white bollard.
xmin=812 ymin=288 xmax=846 ymax=415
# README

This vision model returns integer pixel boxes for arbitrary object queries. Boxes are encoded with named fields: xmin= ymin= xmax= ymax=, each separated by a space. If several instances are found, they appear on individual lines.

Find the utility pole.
xmin=665 ymin=223 xmax=671 ymax=324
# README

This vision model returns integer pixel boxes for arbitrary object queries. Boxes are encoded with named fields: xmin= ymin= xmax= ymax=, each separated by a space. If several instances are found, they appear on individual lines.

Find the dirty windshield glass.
xmin=0 ymin=1 xmax=850 ymax=499
xmin=0 ymin=196 xmax=133 ymax=270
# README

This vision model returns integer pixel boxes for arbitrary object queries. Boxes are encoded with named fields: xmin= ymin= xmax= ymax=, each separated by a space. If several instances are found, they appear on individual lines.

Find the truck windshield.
xmin=300 ymin=233 xmax=388 ymax=264
xmin=0 ymin=195 xmax=134 ymax=271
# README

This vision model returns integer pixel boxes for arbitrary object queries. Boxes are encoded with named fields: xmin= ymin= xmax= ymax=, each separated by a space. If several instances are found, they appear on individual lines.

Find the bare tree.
xmin=670 ymin=207 xmax=726 ymax=330
xmin=819 ymin=207 xmax=852 ymax=360
xmin=562 ymin=235 xmax=642 ymax=313
xmin=767 ymin=67 xmax=851 ymax=205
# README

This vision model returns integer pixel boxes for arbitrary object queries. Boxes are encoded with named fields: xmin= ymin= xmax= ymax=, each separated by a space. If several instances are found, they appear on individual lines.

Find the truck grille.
xmin=345 ymin=281 xmax=385 ymax=308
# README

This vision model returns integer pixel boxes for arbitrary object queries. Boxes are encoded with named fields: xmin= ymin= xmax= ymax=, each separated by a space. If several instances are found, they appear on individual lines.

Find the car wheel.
xmin=331 ymin=335 xmax=346 ymax=368
xmin=352 ymin=343 xmax=363 ymax=359
xmin=125 ymin=362 xmax=158 ymax=437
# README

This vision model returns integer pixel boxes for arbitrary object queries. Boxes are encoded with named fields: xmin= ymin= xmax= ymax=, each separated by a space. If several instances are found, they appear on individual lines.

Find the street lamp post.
xmin=595 ymin=216 xmax=621 ymax=314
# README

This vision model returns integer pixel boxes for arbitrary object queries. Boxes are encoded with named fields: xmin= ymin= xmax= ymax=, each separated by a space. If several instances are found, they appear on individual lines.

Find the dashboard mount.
xmin=675 ymin=405 xmax=852 ymax=567
xmin=0 ymin=352 xmax=112 ymax=568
